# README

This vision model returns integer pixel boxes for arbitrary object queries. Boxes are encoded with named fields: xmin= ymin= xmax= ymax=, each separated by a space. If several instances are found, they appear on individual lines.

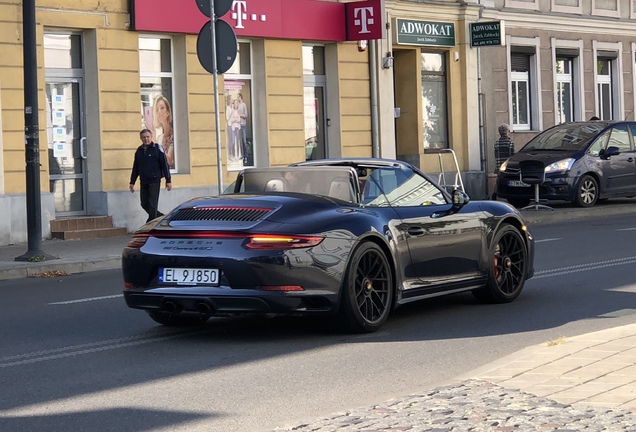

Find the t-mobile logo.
xmin=353 ymin=7 xmax=374 ymax=34
xmin=231 ymin=0 xmax=267 ymax=29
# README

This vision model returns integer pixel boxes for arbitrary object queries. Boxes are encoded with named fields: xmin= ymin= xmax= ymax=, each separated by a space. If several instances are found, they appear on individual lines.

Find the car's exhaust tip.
xmin=196 ymin=301 xmax=213 ymax=316
xmin=162 ymin=300 xmax=182 ymax=314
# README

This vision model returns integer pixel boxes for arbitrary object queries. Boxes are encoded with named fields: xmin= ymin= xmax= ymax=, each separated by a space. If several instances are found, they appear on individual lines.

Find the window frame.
xmin=138 ymin=34 xmax=177 ymax=171
xmin=224 ymin=40 xmax=255 ymax=170
xmin=507 ymin=36 xmax=542 ymax=132
xmin=551 ymin=39 xmax=585 ymax=123
xmin=593 ymin=41 xmax=624 ymax=121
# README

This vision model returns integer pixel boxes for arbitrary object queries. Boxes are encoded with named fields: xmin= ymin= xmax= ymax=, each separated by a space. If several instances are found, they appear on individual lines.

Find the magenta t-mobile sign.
xmin=345 ymin=0 xmax=383 ymax=41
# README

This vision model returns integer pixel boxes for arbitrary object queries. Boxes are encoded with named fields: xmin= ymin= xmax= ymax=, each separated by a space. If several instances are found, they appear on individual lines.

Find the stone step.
xmin=51 ymin=227 xmax=129 ymax=241
xmin=50 ymin=216 xmax=116 ymax=232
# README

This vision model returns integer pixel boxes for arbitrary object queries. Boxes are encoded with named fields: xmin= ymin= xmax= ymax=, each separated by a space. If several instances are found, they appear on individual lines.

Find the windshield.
xmin=236 ymin=167 xmax=358 ymax=203
xmin=522 ymin=122 xmax=607 ymax=152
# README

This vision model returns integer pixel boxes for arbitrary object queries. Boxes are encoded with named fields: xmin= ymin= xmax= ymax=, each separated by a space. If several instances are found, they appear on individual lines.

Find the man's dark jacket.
xmin=130 ymin=143 xmax=172 ymax=185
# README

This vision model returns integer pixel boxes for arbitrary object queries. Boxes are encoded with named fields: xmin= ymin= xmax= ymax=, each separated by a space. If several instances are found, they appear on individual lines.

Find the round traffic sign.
xmin=196 ymin=0 xmax=234 ymax=19
xmin=196 ymin=20 xmax=238 ymax=75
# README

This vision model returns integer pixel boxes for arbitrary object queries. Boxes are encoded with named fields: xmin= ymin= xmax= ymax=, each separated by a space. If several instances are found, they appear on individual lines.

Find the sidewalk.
xmin=0 ymin=235 xmax=130 ymax=280
xmin=1 ymin=200 xmax=636 ymax=431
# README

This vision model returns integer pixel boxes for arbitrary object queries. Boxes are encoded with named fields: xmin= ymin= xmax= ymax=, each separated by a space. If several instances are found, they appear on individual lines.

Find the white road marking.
xmin=535 ymin=238 xmax=562 ymax=243
xmin=534 ymin=256 xmax=636 ymax=279
xmin=0 ymin=328 xmax=205 ymax=368
xmin=617 ymin=227 xmax=636 ymax=231
xmin=48 ymin=294 xmax=123 ymax=305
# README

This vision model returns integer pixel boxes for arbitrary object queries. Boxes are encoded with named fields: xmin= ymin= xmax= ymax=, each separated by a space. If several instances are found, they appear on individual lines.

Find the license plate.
xmin=159 ymin=268 xmax=220 ymax=286
xmin=508 ymin=180 xmax=531 ymax=187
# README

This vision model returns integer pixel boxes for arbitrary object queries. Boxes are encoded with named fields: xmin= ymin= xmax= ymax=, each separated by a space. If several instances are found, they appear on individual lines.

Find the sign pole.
xmin=209 ymin=0 xmax=224 ymax=195
xmin=16 ymin=0 xmax=54 ymax=262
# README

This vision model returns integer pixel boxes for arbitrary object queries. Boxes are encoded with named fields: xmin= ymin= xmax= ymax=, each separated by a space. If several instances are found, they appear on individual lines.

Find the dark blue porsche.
xmin=122 ymin=158 xmax=534 ymax=333
xmin=497 ymin=121 xmax=636 ymax=207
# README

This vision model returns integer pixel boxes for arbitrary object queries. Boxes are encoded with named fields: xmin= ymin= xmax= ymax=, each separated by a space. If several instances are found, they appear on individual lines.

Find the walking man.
xmin=492 ymin=123 xmax=515 ymax=200
xmin=129 ymin=129 xmax=172 ymax=222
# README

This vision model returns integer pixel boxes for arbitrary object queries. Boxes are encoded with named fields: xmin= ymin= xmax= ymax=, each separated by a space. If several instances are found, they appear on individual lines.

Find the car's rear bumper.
xmin=123 ymin=286 xmax=339 ymax=316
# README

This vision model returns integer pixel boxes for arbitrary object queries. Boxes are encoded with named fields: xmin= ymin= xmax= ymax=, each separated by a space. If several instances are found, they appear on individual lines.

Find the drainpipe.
xmin=370 ymin=40 xmax=380 ymax=158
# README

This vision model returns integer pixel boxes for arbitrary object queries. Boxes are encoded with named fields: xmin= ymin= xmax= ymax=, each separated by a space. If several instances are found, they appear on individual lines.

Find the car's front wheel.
xmin=473 ymin=225 xmax=528 ymax=303
xmin=573 ymin=174 xmax=598 ymax=207
xmin=147 ymin=311 xmax=208 ymax=326
xmin=338 ymin=242 xmax=393 ymax=333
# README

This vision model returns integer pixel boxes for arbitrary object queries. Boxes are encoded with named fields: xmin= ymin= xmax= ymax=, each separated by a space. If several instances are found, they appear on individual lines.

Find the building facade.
xmin=0 ymin=0 xmax=377 ymax=244
xmin=477 ymin=0 xmax=636 ymax=194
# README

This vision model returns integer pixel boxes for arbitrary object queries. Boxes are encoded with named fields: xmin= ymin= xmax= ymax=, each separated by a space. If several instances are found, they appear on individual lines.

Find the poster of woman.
xmin=141 ymin=93 xmax=175 ymax=169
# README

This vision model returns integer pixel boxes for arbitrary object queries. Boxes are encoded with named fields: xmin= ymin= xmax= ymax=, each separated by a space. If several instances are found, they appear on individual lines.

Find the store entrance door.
xmin=46 ymin=78 xmax=88 ymax=215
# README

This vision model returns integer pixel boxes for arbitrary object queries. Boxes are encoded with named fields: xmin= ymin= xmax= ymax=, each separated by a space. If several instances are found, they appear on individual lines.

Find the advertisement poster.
xmin=140 ymin=92 xmax=175 ymax=169
xmin=224 ymin=80 xmax=254 ymax=170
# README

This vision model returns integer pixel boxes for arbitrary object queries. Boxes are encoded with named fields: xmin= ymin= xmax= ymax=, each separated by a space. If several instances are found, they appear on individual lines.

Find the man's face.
xmin=140 ymin=132 xmax=152 ymax=146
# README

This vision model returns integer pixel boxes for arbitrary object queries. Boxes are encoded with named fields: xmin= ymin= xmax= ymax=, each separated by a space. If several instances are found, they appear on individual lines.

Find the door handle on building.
xmin=80 ymin=137 xmax=87 ymax=159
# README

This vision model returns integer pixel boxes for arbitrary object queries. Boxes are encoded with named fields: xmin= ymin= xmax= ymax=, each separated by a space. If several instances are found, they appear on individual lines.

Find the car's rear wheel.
xmin=507 ymin=198 xmax=530 ymax=208
xmin=147 ymin=311 xmax=208 ymax=326
xmin=338 ymin=242 xmax=393 ymax=333
xmin=573 ymin=174 xmax=598 ymax=207
xmin=473 ymin=225 xmax=528 ymax=303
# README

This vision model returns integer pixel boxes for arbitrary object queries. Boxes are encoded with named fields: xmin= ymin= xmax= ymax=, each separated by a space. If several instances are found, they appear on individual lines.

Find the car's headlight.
xmin=545 ymin=158 xmax=575 ymax=173
xmin=499 ymin=160 xmax=508 ymax=172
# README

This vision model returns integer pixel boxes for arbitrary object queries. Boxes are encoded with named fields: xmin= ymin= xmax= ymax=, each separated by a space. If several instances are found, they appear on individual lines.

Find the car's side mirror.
xmin=432 ymin=189 xmax=470 ymax=219
xmin=452 ymin=189 xmax=470 ymax=208
xmin=603 ymin=146 xmax=620 ymax=159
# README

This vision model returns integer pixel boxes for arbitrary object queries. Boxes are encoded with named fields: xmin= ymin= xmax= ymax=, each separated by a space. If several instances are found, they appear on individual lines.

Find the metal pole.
xmin=370 ymin=40 xmax=380 ymax=158
xmin=210 ymin=0 xmax=224 ymax=195
xmin=16 ymin=0 xmax=53 ymax=262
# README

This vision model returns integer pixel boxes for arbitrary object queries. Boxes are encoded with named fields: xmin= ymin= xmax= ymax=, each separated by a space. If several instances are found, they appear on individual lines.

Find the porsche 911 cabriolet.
xmin=122 ymin=158 xmax=535 ymax=333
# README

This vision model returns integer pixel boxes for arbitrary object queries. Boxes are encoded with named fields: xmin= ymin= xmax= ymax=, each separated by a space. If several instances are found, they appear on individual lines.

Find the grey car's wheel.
xmin=147 ymin=311 xmax=208 ymax=326
xmin=574 ymin=175 xmax=598 ymax=207
xmin=339 ymin=242 xmax=393 ymax=333
xmin=473 ymin=225 xmax=528 ymax=303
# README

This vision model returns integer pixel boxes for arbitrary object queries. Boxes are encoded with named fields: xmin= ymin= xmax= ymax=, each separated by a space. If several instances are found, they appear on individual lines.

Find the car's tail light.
xmin=262 ymin=285 xmax=305 ymax=291
xmin=127 ymin=234 xmax=150 ymax=248
xmin=246 ymin=235 xmax=324 ymax=250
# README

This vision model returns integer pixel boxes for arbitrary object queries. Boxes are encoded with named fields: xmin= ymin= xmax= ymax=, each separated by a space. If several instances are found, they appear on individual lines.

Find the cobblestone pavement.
xmin=273 ymin=380 xmax=636 ymax=431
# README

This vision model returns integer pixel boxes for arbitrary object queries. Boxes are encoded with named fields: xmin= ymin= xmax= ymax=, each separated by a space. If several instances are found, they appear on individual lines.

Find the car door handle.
xmin=628 ymin=158 xmax=634 ymax=162
xmin=407 ymin=227 xmax=425 ymax=236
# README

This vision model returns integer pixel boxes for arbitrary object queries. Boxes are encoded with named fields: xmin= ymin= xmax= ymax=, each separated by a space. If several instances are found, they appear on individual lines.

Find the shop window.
xmin=556 ymin=57 xmax=574 ymax=123
xmin=224 ymin=41 xmax=253 ymax=170
xmin=303 ymin=45 xmax=327 ymax=160
xmin=44 ymin=34 xmax=82 ymax=69
xmin=139 ymin=36 xmax=176 ymax=170
xmin=421 ymin=52 xmax=448 ymax=150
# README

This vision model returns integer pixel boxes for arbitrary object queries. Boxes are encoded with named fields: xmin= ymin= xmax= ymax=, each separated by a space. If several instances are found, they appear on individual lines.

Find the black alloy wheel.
xmin=339 ymin=242 xmax=393 ymax=333
xmin=573 ymin=174 xmax=598 ymax=207
xmin=147 ymin=311 xmax=209 ymax=326
xmin=473 ymin=225 xmax=528 ymax=303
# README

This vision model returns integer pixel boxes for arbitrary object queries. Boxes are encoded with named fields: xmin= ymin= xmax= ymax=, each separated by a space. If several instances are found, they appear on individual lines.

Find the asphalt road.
xmin=0 ymin=213 xmax=635 ymax=432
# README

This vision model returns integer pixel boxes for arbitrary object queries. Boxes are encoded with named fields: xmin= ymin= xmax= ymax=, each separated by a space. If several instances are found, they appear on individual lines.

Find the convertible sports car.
xmin=122 ymin=158 xmax=535 ymax=333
